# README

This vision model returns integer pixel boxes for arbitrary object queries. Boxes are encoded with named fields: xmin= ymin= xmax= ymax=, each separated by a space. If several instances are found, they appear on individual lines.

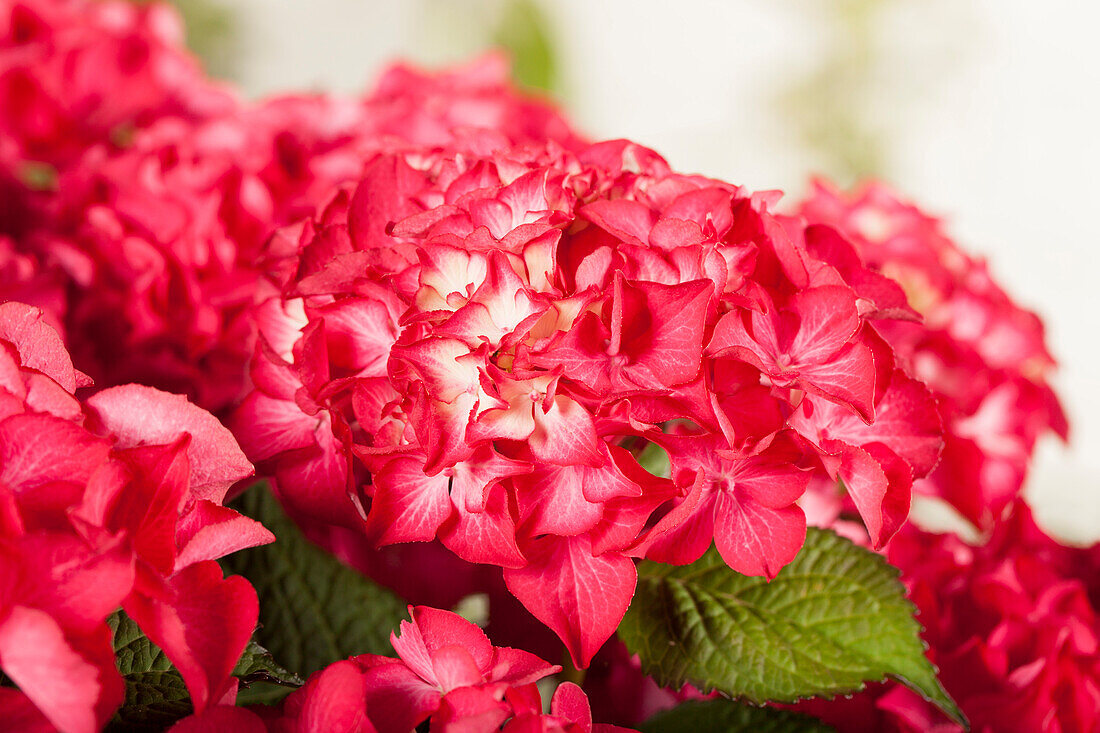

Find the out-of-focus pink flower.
xmin=799 ymin=181 xmax=1066 ymax=529
xmin=0 ymin=301 xmax=271 ymax=731
xmin=362 ymin=53 xmax=586 ymax=153
xmin=0 ymin=0 xmax=232 ymax=171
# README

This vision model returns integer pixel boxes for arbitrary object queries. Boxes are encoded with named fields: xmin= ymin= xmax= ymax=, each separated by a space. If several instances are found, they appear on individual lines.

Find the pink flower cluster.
xmin=0 ymin=0 xmax=231 ymax=344
xmin=1 ymin=0 xmax=580 ymax=413
xmin=236 ymin=138 xmax=949 ymax=666
xmin=0 ymin=302 xmax=271 ymax=732
xmin=799 ymin=181 xmax=1067 ymax=529
xmin=171 ymin=606 xmax=635 ymax=733
xmin=798 ymin=502 xmax=1100 ymax=733
xmin=0 ymin=0 xmax=232 ymax=174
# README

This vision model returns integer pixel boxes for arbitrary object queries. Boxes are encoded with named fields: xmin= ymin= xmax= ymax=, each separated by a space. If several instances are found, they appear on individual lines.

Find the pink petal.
xmin=551 ymin=681 xmax=593 ymax=730
xmin=486 ymin=647 xmax=560 ymax=687
xmin=273 ymin=416 xmax=354 ymax=528
xmin=87 ymin=385 xmax=253 ymax=504
xmin=111 ymin=440 xmax=192 ymax=576
xmin=580 ymin=199 xmax=655 ymax=246
xmin=788 ymin=286 xmax=861 ymax=365
xmin=0 ymin=607 xmax=121 ymax=733
xmin=13 ymin=532 xmax=133 ymax=633
xmin=174 ymin=500 xmax=275 ymax=571
xmin=515 ymin=464 xmax=605 ymax=538
xmin=0 ymin=413 xmax=111 ymax=494
xmin=0 ymin=688 xmax=56 ymax=733
xmin=22 ymin=373 xmax=83 ymax=421
xmin=230 ymin=391 xmax=317 ymax=463
xmin=428 ymin=646 xmax=484 ymax=693
xmin=366 ymin=457 xmax=451 ymax=546
xmin=440 ymin=483 xmax=525 ymax=568
xmin=167 ymin=706 xmax=267 ymax=733
xmin=530 ymin=396 xmax=603 ymax=468
xmin=124 ymin=561 xmax=258 ymax=713
xmin=642 ymin=492 xmax=717 ymax=567
xmin=711 ymin=490 xmax=806 ymax=579
xmin=792 ymin=371 xmax=943 ymax=478
xmin=706 ymin=308 xmax=770 ymax=371
xmin=504 ymin=534 xmax=637 ymax=668
xmin=297 ymin=660 xmax=371 ymax=733
xmin=313 ymin=297 xmax=397 ymax=376
xmin=390 ymin=337 xmax=482 ymax=404
xmin=362 ymin=662 xmax=442 ymax=733
xmin=0 ymin=302 xmax=81 ymax=394
xmin=409 ymin=605 xmax=495 ymax=673
xmin=618 ymin=278 xmax=712 ymax=389
xmin=825 ymin=439 xmax=911 ymax=549
xmin=433 ymin=686 xmax=511 ymax=733
xmin=796 ymin=340 xmax=877 ymax=423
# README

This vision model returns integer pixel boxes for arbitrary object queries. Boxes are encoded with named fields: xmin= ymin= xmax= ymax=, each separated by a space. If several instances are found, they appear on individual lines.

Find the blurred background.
xmin=173 ymin=0 xmax=1099 ymax=541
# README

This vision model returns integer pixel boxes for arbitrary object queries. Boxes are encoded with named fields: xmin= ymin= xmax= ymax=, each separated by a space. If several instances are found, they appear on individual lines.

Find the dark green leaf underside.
xmin=107 ymin=611 xmax=192 ymax=732
xmin=224 ymin=483 xmax=408 ymax=676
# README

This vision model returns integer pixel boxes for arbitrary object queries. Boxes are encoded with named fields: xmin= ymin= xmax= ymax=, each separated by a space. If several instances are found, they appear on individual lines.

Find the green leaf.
xmin=223 ymin=483 xmax=408 ymax=676
xmin=232 ymin=640 xmax=303 ymax=686
xmin=640 ymin=699 xmax=835 ymax=733
xmin=106 ymin=608 xmax=304 ymax=728
xmin=636 ymin=442 xmax=672 ymax=479
xmin=231 ymin=639 xmax=304 ymax=706
xmin=107 ymin=611 xmax=192 ymax=732
xmin=619 ymin=528 xmax=965 ymax=728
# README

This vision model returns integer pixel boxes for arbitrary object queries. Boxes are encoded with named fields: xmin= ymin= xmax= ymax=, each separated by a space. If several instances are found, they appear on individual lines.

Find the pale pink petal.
xmin=87 ymin=385 xmax=253 ymax=503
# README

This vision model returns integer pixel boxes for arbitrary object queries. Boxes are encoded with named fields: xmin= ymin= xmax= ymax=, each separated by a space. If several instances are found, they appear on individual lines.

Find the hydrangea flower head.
xmin=237 ymin=141 xmax=945 ymax=667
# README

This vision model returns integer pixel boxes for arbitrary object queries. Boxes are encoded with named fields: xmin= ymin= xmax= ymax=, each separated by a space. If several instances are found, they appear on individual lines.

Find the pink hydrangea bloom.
xmin=235 ymin=139 xmax=943 ymax=667
xmin=799 ymin=181 xmax=1066 ymax=529
xmin=0 ymin=301 xmax=272 ymax=731
xmin=796 ymin=501 xmax=1100 ymax=733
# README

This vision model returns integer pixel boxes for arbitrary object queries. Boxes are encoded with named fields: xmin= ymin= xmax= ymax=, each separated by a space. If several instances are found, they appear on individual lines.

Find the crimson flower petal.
xmin=504 ymin=534 xmax=636 ymax=668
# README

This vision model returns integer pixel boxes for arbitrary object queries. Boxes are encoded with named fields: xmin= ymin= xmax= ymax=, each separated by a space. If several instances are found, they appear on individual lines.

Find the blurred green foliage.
xmin=170 ymin=0 xmax=237 ymax=80
xmin=776 ymin=0 xmax=887 ymax=184
xmin=129 ymin=0 xmax=238 ymax=80
xmin=492 ymin=0 xmax=559 ymax=94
